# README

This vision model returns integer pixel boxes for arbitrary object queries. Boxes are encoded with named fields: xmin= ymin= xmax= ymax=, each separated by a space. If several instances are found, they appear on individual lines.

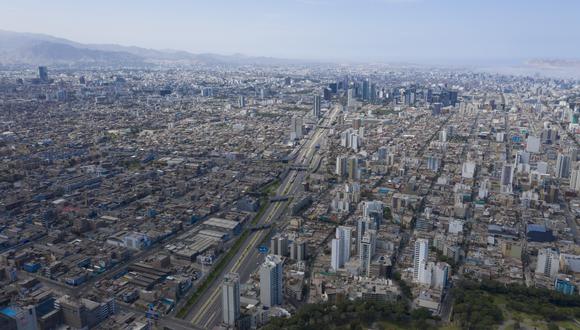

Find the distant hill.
xmin=525 ymin=58 xmax=580 ymax=69
xmin=0 ymin=29 xmax=302 ymax=66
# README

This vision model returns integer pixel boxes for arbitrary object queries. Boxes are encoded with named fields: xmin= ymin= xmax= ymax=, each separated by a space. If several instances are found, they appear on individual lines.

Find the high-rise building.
xmin=570 ymin=146 xmax=578 ymax=162
xmin=431 ymin=262 xmax=449 ymax=289
xmin=313 ymin=95 xmax=321 ymax=118
xmin=331 ymin=238 xmax=341 ymax=271
xmin=331 ymin=226 xmax=352 ymax=271
xmin=38 ymin=66 xmax=48 ymax=82
xmin=404 ymin=89 xmax=415 ymax=106
xmin=270 ymin=234 xmax=289 ymax=257
xmin=201 ymin=87 xmax=214 ymax=97
xmin=336 ymin=156 xmax=348 ymax=177
xmin=370 ymin=83 xmax=377 ymax=103
xmin=448 ymin=90 xmax=458 ymax=106
xmin=439 ymin=130 xmax=447 ymax=142
xmin=238 ymin=95 xmax=246 ymax=108
xmin=570 ymin=162 xmax=580 ymax=192
xmin=514 ymin=151 xmax=530 ymax=167
xmin=362 ymin=201 xmax=383 ymax=227
xmin=359 ymin=229 xmax=376 ymax=277
xmin=500 ymin=164 xmax=514 ymax=194
xmin=290 ymin=115 xmax=303 ymax=140
xmin=328 ymin=82 xmax=338 ymax=94
xmin=260 ymin=255 xmax=283 ymax=307
xmin=478 ymin=179 xmax=489 ymax=199
xmin=289 ymin=240 xmax=306 ymax=261
xmin=347 ymin=157 xmax=358 ymax=181
xmin=323 ymin=87 xmax=332 ymax=101
xmin=362 ymin=79 xmax=370 ymax=101
xmin=337 ymin=226 xmax=352 ymax=263
xmin=535 ymin=248 xmax=560 ymax=278
xmin=431 ymin=102 xmax=442 ymax=116
xmin=413 ymin=239 xmax=429 ymax=283
xmin=427 ymin=156 xmax=440 ymax=172
xmin=222 ymin=273 xmax=240 ymax=326
xmin=426 ymin=88 xmax=433 ymax=102
xmin=556 ymin=153 xmax=571 ymax=178
xmin=377 ymin=146 xmax=389 ymax=160
xmin=356 ymin=217 xmax=375 ymax=253
xmin=347 ymin=88 xmax=355 ymax=107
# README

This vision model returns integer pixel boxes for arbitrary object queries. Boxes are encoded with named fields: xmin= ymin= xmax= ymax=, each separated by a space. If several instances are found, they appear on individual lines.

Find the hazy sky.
xmin=1 ymin=0 xmax=579 ymax=62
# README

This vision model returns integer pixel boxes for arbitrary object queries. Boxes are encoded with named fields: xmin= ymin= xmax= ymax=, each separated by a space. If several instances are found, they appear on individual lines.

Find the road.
xmin=118 ymin=304 xmax=203 ymax=330
xmin=186 ymin=105 xmax=341 ymax=329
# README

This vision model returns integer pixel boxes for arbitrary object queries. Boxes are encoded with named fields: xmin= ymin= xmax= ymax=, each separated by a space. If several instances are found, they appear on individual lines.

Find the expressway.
xmin=186 ymin=105 xmax=341 ymax=328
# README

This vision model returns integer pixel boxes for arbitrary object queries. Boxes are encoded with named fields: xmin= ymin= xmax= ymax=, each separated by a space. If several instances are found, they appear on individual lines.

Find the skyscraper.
xmin=570 ymin=162 xmax=580 ymax=192
xmin=336 ymin=156 xmax=348 ymax=177
xmin=347 ymin=88 xmax=355 ymax=107
xmin=260 ymin=255 xmax=283 ymax=307
xmin=449 ymin=90 xmax=458 ymax=106
xmin=431 ymin=102 xmax=442 ymax=116
xmin=222 ymin=273 xmax=240 ymax=326
xmin=362 ymin=201 xmax=383 ymax=227
xmin=331 ymin=238 xmax=341 ymax=271
xmin=290 ymin=115 xmax=303 ymax=140
xmin=347 ymin=156 xmax=358 ymax=181
xmin=238 ymin=95 xmax=246 ymax=108
xmin=359 ymin=229 xmax=376 ymax=277
xmin=313 ymin=95 xmax=321 ymax=118
xmin=289 ymin=240 xmax=306 ymax=261
xmin=362 ymin=79 xmax=370 ymax=101
xmin=331 ymin=226 xmax=352 ymax=271
xmin=38 ymin=66 xmax=48 ymax=82
xmin=323 ymin=87 xmax=332 ymax=101
xmin=439 ymin=130 xmax=447 ymax=142
xmin=413 ymin=238 xmax=429 ymax=283
xmin=337 ymin=226 xmax=352 ymax=263
xmin=427 ymin=156 xmax=440 ymax=172
xmin=556 ymin=153 xmax=571 ymax=178
xmin=431 ymin=262 xmax=449 ymax=289
xmin=356 ymin=217 xmax=377 ymax=254
xmin=500 ymin=163 xmax=514 ymax=194
xmin=201 ymin=87 xmax=214 ymax=97
xmin=370 ymin=83 xmax=377 ymax=103
xmin=270 ymin=234 xmax=289 ymax=257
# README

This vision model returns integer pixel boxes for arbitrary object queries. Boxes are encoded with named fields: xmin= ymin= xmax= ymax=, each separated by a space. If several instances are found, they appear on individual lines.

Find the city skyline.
xmin=0 ymin=1 xmax=579 ymax=330
xmin=1 ymin=0 xmax=580 ymax=63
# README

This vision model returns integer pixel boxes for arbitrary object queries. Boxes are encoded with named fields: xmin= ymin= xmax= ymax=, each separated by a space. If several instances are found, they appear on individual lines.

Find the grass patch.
xmin=556 ymin=320 xmax=580 ymax=330
xmin=376 ymin=321 xmax=408 ymax=330
xmin=455 ymin=280 xmax=580 ymax=330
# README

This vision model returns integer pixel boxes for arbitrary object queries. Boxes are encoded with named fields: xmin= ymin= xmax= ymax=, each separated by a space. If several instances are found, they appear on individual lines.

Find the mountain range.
xmin=1 ymin=30 xmax=579 ymax=78
xmin=0 ymin=30 xmax=302 ymax=67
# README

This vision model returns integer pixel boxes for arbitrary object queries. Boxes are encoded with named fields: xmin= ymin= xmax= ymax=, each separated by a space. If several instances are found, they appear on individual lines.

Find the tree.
xmin=547 ymin=324 xmax=559 ymax=330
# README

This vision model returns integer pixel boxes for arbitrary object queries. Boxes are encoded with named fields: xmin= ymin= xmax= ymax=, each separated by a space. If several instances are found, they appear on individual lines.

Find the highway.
xmin=185 ymin=105 xmax=341 ymax=329
xmin=118 ymin=304 xmax=203 ymax=330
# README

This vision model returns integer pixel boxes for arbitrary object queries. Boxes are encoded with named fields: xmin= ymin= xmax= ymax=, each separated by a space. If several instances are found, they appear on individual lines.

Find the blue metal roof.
xmin=527 ymin=224 xmax=547 ymax=232
xmin=0 ymin=307 xmax=17 ymax=317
